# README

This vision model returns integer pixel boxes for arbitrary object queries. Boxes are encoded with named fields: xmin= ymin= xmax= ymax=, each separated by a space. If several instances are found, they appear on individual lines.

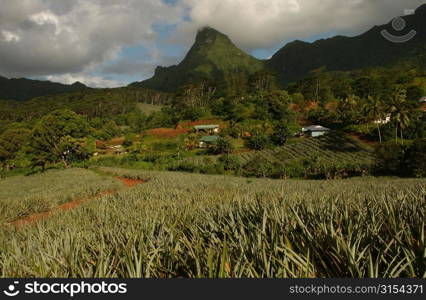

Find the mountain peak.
xmin=195 ymin=27 xmax=228 ymax=44
xmin=415 ymin=3 xmax=426 ymax=15
xmin=71 ymin=81 xmax=87 ymax=88
xmin=131 ymin=26 xmax=263 ymax=92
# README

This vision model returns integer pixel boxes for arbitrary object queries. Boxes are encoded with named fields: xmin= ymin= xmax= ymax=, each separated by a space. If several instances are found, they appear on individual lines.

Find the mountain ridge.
xmin=269 ymin=4 xmax=426 ymax=82
xmin=0 ymin=77 xmax=90 ymax=101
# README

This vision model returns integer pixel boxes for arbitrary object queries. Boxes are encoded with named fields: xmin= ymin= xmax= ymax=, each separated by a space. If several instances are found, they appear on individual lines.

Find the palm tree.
xmin=363 ymin=96 xmax=385 ymax=143
xmin=341 ymin=94 xmax=360 ymax=123
xmin=184 ymin=133 xmax=199 ymax=151
xmin=388 ymin=88 xmax=410 ymax=144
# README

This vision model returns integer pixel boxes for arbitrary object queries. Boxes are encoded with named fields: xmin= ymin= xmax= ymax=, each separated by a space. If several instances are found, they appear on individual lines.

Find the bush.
xmin=374 ymin=141 xmax=407 ymax=176
xmin=242 ymin=155 xmax=369 ymax=180
xmin=208 ymin=137 xmax=234 ymax=155
xmin=123 ymin=134 xmax=136 ymax=147
xmin=168 ymin=158 xmax=224 ymax=175
xmin=302 ymin=157 xmax=369 ymax=179
xmin=245 ymin=134 xmax=270 ymax=151
xmin=405 ymin=138 xmax=426 ymax=177
xmin=242 ymin=155 xmax=275 ymax=178
xmin=271 ymin=124 xmax=290 ymax=146
xmin=218 ymin=155 xmax=241 ymax=172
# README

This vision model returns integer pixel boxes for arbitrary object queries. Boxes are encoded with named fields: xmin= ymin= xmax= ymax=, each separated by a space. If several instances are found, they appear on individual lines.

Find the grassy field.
xmin=0 ymin=167 xmax=424 ymax=278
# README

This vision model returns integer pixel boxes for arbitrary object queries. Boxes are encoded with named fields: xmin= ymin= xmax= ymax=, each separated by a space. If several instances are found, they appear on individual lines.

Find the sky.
xmin=0 ymin=0 xmax=425 ymax=88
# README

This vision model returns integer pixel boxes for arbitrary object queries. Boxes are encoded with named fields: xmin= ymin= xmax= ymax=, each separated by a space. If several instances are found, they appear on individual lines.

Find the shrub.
xmin=218 ymin=155 xmax=241 ymax=172
xmin=208 ymin=137 xmax=234 ymax=155
xmin=123 ymin=134 xmax=136 ymax=147
xmin=242 ymin=155 xmax=275 ymax=178
xmin=271 ymin=124 xmax=290 ymax=146
xmin=245 ymin=134 xmax=270 ymax=151
xmin=374 ymin=141 xmax=407 ymax=176
xmin=405 ymin=138 xmax=426 ymax=178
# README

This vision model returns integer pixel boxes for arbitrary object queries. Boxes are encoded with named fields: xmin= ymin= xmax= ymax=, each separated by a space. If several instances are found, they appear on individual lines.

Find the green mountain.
xmin=131 ymin=27 xmax=264 ymax=92
xmin=133 ymin=4 xmax=426 ymax=91
xmin=268 ymin=4 xmax=426 ymax=83
xmin=0 ymin=77 xmax=90 ymax=101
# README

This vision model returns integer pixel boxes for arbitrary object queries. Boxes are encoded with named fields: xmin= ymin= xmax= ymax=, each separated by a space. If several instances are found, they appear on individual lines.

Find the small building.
xmin=302 ymin=125 xmax=330 ymax=137
xmin=419 ymin=96 xmax=426 ymax=103
xmin=199 ymin=135 xmax=220 ymax=148
xmin=194 ymin=125 xmax=220 ymax=134
xmin=374 ymin=114 xmax=391 ymax=125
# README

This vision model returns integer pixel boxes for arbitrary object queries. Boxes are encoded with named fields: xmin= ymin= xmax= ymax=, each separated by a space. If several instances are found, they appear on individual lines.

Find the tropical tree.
xmin=0 ymin=128 xmax=31 ymax=171
xmin=209 ymin=137 xmax=234 ymax=155
xmin=271 ymin=123 xmax=291 ymax=146
xmin=339 ymin=94 xmax=360 ymax=123
xmin=388 ymin=88 xmax=411 ymax=143
xmin=28 ymin=109 xmax=92 ymax=169
xmin=363 ymin=96 xmax=385 ymax=143
xmin=245 ymin=133 xmax=270 ymax=151
xmin=184 ymin=133 xmax=199 ymax=151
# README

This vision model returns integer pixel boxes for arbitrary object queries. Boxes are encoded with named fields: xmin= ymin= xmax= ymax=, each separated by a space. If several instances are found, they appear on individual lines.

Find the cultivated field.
xmin=0 ymin=167 xmax=425 ymax=278
xmin=185 ymin=133 xmax=374 ymax=168
xmin=235 ymin=133 xmax=374 ymax=165
xmin=0 ymin=169 xmax=121 ymax=224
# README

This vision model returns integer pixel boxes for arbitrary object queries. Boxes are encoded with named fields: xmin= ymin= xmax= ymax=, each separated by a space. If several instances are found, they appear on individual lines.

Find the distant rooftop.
xmin=194 ymin=125 xmax=219 ymax=130
xmin=302 ymin=125 xmax=330 ymax=132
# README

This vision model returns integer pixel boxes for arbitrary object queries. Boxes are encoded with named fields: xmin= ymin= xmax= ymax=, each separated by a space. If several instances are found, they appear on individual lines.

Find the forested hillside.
xmin=0 ymin=76 xmax=89 ymax=101
xmin=269 ymin=4 xmax=426 ymax=83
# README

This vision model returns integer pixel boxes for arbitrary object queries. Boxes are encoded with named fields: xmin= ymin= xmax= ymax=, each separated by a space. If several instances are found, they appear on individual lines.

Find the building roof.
xmin=419 ymin=96 xmax=426 ymax=103
xmin=302 ymin=125 xmax=330 ymax=132
xmin=194 ymin=125 xmax=219 ymax=130
xmin=200 ymin=135 xmax=220 ymax=143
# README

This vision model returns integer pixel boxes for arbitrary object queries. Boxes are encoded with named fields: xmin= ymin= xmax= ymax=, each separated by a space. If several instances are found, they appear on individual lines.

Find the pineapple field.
xmin=0 ymin=167 xmax=424 ymax=278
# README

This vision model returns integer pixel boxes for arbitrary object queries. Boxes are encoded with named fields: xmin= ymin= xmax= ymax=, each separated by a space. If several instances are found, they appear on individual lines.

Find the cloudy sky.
xmin=0 ymin=0 xmax=424 ymax=87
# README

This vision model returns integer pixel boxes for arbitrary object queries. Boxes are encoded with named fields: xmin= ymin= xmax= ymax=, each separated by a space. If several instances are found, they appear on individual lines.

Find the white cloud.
xmin=0 ymin=0 xmax=183 ymax=78
xmin=30 ymin=10 xmax=59 ymax=26
xmin=179 ymin=0 xmax=426 ymax=50
xmin=1 ymin=0 xmax=425 ymax=86
xmin=45 ymin=73 xmax=123 ymax=88
xmin=1 ymin=30 xmax=20 ymax=42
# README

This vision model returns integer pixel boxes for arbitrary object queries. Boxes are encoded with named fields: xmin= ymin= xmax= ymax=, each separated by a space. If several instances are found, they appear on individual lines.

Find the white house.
xmin=302 ymin=125 xmax=330 ymax=137
xmin=194 ymin=125 xmax=220 ymax=134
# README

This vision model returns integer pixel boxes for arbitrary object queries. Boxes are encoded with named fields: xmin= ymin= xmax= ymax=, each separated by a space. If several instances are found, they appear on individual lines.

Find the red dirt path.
xmin=147 ymin=119 xmax=226 ymax=139
xmin=147 ymin=128 xmax=189 ymax=138
xmin=115 ymin=177 xmax=145 ymax=187
xmin=10 ymin=177 xmax=145 ymax=228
